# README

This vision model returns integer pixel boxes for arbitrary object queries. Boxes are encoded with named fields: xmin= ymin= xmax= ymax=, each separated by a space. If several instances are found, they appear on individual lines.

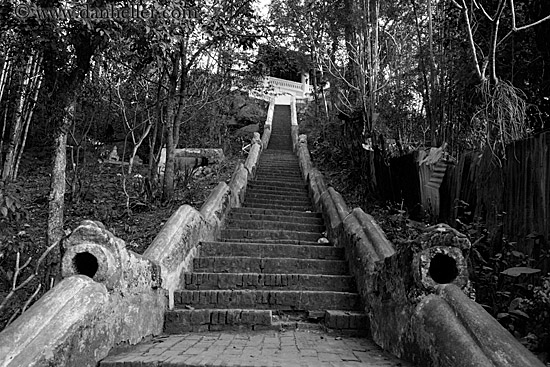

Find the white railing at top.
xmin=266 ymin=76 xmax=304 ymax=91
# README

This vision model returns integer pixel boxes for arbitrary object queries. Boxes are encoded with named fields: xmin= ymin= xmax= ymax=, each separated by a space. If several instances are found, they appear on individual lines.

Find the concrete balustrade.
xmin=0 ymin=98 xmax=275 ymax=367
xmin=296 ymin=134 xmax=312 ymax=181
xmin=0 ymin=221 xmax=165 ymax=367
xmin=244 ymin=132 xmax=261 ymax=179
xmin=292 ymin=104 xmax=545 ymax=366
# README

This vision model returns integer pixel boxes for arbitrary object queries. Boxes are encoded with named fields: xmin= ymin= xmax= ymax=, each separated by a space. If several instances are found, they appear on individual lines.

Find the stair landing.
xmin=100 ymin=330 xmax=411 ymax=367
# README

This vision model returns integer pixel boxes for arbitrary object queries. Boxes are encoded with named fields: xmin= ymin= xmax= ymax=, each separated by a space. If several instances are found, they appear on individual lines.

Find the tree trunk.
xmin=45 ymin=97 xmax=74 ymax=289
xmin=162 ymin=54 xmax=179 ymax=202
xmin=2 ymin=55 xmax=35 ymax=181
xmin=427 ymin=0 xmax=437 ymax=144
xmin=163 ymin=114 xmax=176 ymax=202
xmin=14 ymin=59 xmax=43 ymax=180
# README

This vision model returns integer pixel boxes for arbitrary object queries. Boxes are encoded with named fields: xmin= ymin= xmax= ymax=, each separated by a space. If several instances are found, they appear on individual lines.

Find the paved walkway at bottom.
xmin=101 ymin=330 xmax=412 ymax=367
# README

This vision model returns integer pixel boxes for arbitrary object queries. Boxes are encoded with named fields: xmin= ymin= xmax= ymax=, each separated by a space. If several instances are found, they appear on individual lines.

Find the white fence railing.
xmin=267 ymin=77 xmax=304 ymax=91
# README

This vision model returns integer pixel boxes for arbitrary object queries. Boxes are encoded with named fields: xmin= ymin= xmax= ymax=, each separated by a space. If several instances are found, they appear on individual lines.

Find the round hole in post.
xmin=428 ymin=253 xmax=459 ymax=284
xmin=73 ymin=252 xmax=99 ymax=279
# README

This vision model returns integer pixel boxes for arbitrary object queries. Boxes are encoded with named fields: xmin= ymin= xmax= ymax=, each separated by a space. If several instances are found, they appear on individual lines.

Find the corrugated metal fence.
xmin=376 ymin=131 xmax=550 ymax=256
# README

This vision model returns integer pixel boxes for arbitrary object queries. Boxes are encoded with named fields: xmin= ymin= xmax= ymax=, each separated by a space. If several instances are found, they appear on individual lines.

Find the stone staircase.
xmin=164 ymin=105 xmax=367 ymax=335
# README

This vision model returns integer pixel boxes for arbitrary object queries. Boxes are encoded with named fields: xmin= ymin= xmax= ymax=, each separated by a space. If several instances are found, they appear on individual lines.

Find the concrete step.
xmin=260 ymin=161 xmax=296 ymax=166
xmin=245 ymin=191 xmax=309 ymax=202
xmin=245 ymin=191 xmax=309 ymax=200
xmin=229 ymin=211 xmax=322 ymax=225
xmin=199 ymin=242 xmax=339 ymax=258
xmin=261 ymin=153 xmax=295 ymax=159
xmin=267 ymin=143 xmax=293 ymax=147
xmin=163 ymin=309 xmax=368 ymax=334
xmin=244 ymin=198 xmax=311 ymax=209
xmin=226 ymin=220 xmax=325 ymax=233
xmin=173 ymin=289 xmax=361 ymax=311
xmin=248 ymin=179 xmax=307 ymax=190
xmin=245 ymin=187 xmax=308 ymax=196
xmin=226 ymin=219 xmax=323 ymax=233
xmin=247 ymin=182 xmax=308 ymax=193
xmin=164 ymin=309 xmax=273 ymax=333
xmin=257 ymin=167 xmax=299 ymax=172
xmin=243 ymin=202 xmax=313 ymax=211
xmin=230 ymin=207 xmax=321 ymax=218
xmin=193 ymin=257 xmax=348 ymax=275
xmin=221 ymin=238 xmax=326 ymax=246
xmin=256 ymin=171 xmax=304 ymax=182
xmin=249 ymin=179 xmax=307 ymax=190
xmin=254 ymin=174 xmax=304 ymax=183
xmin=256 ymin=172 xmax=304 ymax=182
xmin=259 ymin=157 xmax=296 ymax=163
xmin=221 ymin=228 xmax=321 ymax=242
xmin=183 ymin=272 xmax=355 ymax=291
xmin=259 ymin=156 xmax=297 ymax=161
xmin=255 ymin=169 xmax=302 ymax=177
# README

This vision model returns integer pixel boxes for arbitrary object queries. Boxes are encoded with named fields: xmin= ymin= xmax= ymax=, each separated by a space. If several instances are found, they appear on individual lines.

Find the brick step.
xmin=243 ymin=202 xmax=313 ymax=211
xmin=257 ymin=160 xmax=298 ymax=164
xmin=199 ymin=242 xmax=339 ymax=258
xmin=267 ymin=145 xmax=293 ymax=150
xmin=221 ymin=238 xmax=326 ymax=246
xmin=254 ymin=174 xmax=304 ymax=183
xmin=247 ymin=182 xmax=308 ymax=193
xmin=268 ymin=137 xmax=292 ymax=143
xmin=221 ymin=228 xmax=321 ymax=242
xmin=268 ymin=134 xmax=292 ymax=139
xmin=193 ymin=257 xmax=348 ymax=275
xmin=256 ymin=164 xmax=301 ymax=175
xmin=245 ymin=190 xmax=308 ymax=200
xmin=164 ymin=308 xmax=272 ymax=334
xmin=163 ymin=309 xmax=368 ymax=335
xmin=265 ymin=145 xmax=293 ymax=151
xmin=260 ymin=155 xmax=298 ymax=162
xmin=255 ymin=172 xmax=301 ymax=179
xmin=256 ymin=170 xmax=303 ymax=181
xmin=183 ymin=272 xmax=354 ymax=291
xmin=173 ymin=289 xmax=361 ymax=311
xmin=261 ymin=152 xmax=296 ymax=158
xmin=226 ymin=219 xmax=323 ymax=233
xmin=252 ymin=178 xmax=307 ymax=189
xmin=258 ymin=158 xmax=299 ymax=163
xmin=246 ymin=187 xmax=309 ymax=198
xmin=244 ymin=198 xmax=311 ymax=209
xmin=229 ymin=211 xmax=322 ymax=225
xmin=230 ymin=207 xmax=321 ymax=218
xmin=257 ymin=162 xmax=300 ymax=169
xmin=250 ymin=179 xmax=307 ymax=190
xmin=255 ymin=169 xmax=302 ymax=177
xmin=245 ymin=191 xmax=309 ymax=202
xmin=324 ymin=310 xmax=369 ymax=333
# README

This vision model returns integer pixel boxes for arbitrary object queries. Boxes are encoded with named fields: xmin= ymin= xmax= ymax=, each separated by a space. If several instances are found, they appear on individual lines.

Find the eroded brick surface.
xmin=100 ymin=330 xmax=413 ymax=367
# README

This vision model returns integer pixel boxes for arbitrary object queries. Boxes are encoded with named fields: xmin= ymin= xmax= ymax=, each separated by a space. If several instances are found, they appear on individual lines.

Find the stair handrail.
xmin=0 ymin=100 xmax=276 ymax=367
xmin=291 ymin=108 xmax=545 ymax=367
